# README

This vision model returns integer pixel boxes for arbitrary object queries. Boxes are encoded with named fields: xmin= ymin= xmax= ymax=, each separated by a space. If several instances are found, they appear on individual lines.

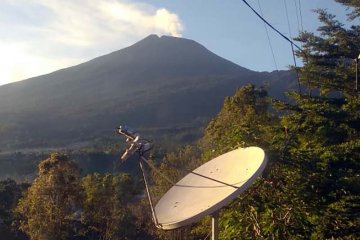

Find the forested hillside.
xmin=0 ymin=0 xmax=359 ymax=239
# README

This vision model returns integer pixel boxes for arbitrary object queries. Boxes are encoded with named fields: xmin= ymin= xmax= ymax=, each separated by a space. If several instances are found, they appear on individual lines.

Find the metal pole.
xmin=139 ymin=157 xmax=160 ymax=227
xmin=212 ymin=211 xmax=219 ymax=240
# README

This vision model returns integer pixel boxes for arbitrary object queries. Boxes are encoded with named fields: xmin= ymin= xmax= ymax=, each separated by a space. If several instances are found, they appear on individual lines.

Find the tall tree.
xmin=14 ymin=153 xmax=82 ymax=240
xmin=201 ymin=84 xmax=278 ymax=156
xmin=281 ymin=1 xmax=360 ymax=238
xmin=81 ymin=173 xmax=137 ymax=240
xmin=200 ymin=85 xmax=311 ymax=239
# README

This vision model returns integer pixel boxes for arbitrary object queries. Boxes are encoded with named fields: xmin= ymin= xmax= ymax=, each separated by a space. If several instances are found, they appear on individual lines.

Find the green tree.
xmin=199 ymin=85 xmax=311 ymax=239
xmin=214 ymin=2 xmax=360 ymax=238
xmin=0 ymin=179 xmax=28 ymax=240
xmin=81 ymin=173 xmax=137 ymax=240
xmin=151 ymin=145 xmax=202 ymax=199
xmin=201 ymin=84 xmax=279 ymax=157
xmin=335 ymin=0 xmax=360 ymax=20
xmin=209 ymin=2 xmax=360 ymax=238
xmin=14 ymin=153 xmax=82 ymax=240
xmin=283 ymin=2 xmax=360 ymax=238
xmin=150 ymin=84 xmax=311 ymax=239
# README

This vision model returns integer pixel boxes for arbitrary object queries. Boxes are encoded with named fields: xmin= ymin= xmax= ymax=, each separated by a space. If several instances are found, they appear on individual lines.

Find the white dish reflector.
xmin=154 ymin=146 xmax=267 ymax=230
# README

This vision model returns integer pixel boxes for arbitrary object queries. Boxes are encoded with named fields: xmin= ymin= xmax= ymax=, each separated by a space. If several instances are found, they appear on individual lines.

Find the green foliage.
xmin=0 ymin=179 xmax=28 ymax=239
xmin=335 ymin=0 xmax=360 ymax=20
xmin=14 ymin=153 xmax=82 ymax=240
xmin=81 ymin=172 xmax=137 ymax=240
xmin=282 ymin=3 xmax=360 ymax=239
xmin=150 ymin=84 xmax=310 ymax=239
xmin=12 ymin=153 xmax=142 ymax=240
xmin=151 ymin=145 xmax=202 ymax=199
xmin=198 ymin=84 xmax=313 ymax=239
xmin=218 ymin=164 xmax=312 ymax=239
xmin=0 ymin=179 xmax=22 ymax=225
xmin=201 ymin=84 xmax=280 ymax=157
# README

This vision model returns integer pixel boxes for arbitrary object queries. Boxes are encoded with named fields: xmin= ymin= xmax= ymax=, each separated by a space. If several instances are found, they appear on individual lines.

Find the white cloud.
xmin=155 ymin=9 xmax=183 ymax=37
xmin=0 ymin=0 xmax=183 ymax=86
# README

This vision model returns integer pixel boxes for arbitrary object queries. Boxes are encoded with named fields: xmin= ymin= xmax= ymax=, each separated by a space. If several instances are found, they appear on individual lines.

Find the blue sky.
xmin=0 ymin=0 xmax=355 ymax=86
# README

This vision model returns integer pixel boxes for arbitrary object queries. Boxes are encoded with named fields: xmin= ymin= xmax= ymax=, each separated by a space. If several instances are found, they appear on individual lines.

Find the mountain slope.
xmin=0 ymin=35 xmax=296 ymax=151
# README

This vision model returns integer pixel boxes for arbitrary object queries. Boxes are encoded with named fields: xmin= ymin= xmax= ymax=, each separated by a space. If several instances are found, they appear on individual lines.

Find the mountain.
xmin=0 ymin=34 xmax=297 ymax=152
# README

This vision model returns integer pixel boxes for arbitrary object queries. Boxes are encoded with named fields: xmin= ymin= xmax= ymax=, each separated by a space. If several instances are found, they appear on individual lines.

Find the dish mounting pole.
xmin=212 ymin=210 xmax=219 ymax=240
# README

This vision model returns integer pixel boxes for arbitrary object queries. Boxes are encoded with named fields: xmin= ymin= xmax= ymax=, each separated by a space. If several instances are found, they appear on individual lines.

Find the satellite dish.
xmin=154 ymin=147 xmax=267 ymax=230
xmin=116 ymin=127 xmax=267 ymax=239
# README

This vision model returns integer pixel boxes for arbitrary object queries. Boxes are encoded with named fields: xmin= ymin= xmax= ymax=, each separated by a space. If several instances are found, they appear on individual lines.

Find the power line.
xmin=240 ymin=0 xmax=303 ymax=94
xmin=240 ymin=0 xmax=302 ymax=51
xmin=298 ymin=0 xmax=304 ymax=32
xmin=283 ymin=0 xmax=293 ymax=38
xmin=257 ymin=0 xmax=278 ymax=71
xmin=239 ymin=2 xmax=307 ymax=177
xmin=283 ymin=0 xmax=302 ymax=94
xmin=293 ymin=0 xmax=301 ymax=33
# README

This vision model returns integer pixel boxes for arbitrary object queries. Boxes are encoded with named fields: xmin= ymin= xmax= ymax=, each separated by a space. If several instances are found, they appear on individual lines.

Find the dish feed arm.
xmin=116 ymin=125 xmax=153 ymax=161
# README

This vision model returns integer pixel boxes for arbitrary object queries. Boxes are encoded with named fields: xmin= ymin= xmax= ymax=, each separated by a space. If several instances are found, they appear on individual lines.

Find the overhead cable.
xmin=283 ymin=0 xmax=293 ymax=38
xmin=298 ymin=0 xmax=304 ymax=32
xmin=283 ymin=0 xmax=302 ymax=94
xmin=293 ymin=0 xmax=301 ymax=33
xmin=241 ymin=0 xmax=303 ymax=94
xmin=240 ymin=0 xmax=302 ymax=51
xmin=257 ymin=0 xmax=279 ymax=71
